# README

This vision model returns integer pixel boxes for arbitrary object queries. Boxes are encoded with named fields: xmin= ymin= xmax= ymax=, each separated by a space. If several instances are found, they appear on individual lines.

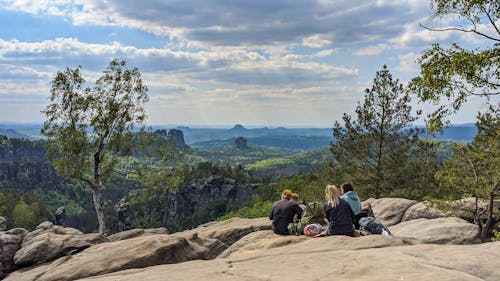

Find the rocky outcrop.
xmin=0 ymin=216 xmax=6 ymax=231
xmin=162 ymin=176 xmax=259 ymax=229
xmin=4 ymin=197 xmax=499 ymax=281
xmin=168 ymin=129 xmax=187 ymax=148
xmin=114 ymin=198 xmax=132 ymax=233
xmin=54 ymin=207 xmax=66 ymax=227
xmin=5 ymin=218 xmax=271 ymax=281
xmin=0 ymin=227 xmax=28 ymax=278
xmin=81 ymin=237 xmax=500 ymax=281
xmin=401 ymin=201 xmax=445 ymax=222
xmin=370 ymin=198 xmax=418 ymax=226
xmin=391 ymin=217 xmax=480 ymax=245
xmin=13 ymin=221 xmax=107 ymax=267
xmin=107 ymin=228 xmax=169 ymax=242
xmin=234 ymin=137 xmax=248 ymax=149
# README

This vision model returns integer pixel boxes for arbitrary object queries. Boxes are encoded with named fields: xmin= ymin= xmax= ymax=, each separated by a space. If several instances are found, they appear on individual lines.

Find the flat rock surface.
xmin=80 ymin=237 xmax=500 ymax=281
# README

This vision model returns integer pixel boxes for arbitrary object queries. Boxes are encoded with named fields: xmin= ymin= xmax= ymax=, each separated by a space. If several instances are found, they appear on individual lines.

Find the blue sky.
xmin=0 ymin=0 xmax=494 ymax=127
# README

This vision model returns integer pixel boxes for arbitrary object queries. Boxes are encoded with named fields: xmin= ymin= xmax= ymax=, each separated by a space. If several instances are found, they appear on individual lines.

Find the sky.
xmin=0 ymin=0 xmax=495 ymax=127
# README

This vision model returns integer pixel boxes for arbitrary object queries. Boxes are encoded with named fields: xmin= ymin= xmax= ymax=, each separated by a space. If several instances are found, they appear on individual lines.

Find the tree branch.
xmin=482 ymin=7 xmax=500 ymax=36
xmin=419 ymin=23 xmax=500 ymax=42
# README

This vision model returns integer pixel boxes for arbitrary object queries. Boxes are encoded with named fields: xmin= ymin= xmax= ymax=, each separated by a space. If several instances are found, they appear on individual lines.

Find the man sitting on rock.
xmin=269 ymin=189 xmax=303 ymax=235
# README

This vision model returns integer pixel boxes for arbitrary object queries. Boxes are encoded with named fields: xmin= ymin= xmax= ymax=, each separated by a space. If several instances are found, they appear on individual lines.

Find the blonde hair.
xmin=325 ymin=184 xmax=341 ymax=207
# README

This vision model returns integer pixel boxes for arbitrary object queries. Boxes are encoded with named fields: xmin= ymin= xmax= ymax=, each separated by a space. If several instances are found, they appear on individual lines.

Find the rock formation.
xmin=167 ymin=129 xmax=187 ymax=148
xmin=114 ymin=198 xmax=132 ymax=233
xmin=0 ymin=216 xmax=6 ymax=231
xmin=160 ymin=175 xmax=259 ymax=229
xmin=13 ymin=221 xmax=107 ymax=267
xmin=234 ymin=137 xmax=248 ymax=149
xmin=54 ymin=207 xmax=66 ymax=227
xmin=0 ymin=227 xmax=28 ymax=279
xmin=3 ymin=197 xmax=499 ymax=281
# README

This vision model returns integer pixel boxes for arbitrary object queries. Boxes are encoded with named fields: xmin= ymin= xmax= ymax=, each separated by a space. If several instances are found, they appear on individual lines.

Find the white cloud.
xmin=395 ymin=52 xmax=419 ymax=73
xmin=352 ymin=43 xmax=391 ymax=56
xmin=302 ymin=35 xmax=333 ymax=48
xmin=313 ymin=49 xmax=336 ymax=57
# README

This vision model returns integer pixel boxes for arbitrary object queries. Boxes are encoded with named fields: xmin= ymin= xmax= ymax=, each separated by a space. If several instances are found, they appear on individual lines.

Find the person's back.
xmin=340 ymin=191 xmax=361 ymax=215
xmin=269 ymin=191 xmax=303 ymax=235
xmin=339 ymin=182 xmax=361 ymax=215
xmin=324 ymin=198 xmax=355 ymax=236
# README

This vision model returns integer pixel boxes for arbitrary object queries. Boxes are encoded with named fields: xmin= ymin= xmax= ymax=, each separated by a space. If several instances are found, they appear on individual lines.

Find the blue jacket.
xmin=340 ymin=191 xmax=361 ymax=215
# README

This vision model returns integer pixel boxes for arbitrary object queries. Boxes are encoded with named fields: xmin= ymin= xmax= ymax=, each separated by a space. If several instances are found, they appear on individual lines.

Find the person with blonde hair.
xmin=324 ymin=184 xmax=355 ymax=236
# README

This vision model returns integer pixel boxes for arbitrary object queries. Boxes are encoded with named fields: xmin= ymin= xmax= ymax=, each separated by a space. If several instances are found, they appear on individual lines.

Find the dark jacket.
xmin=324 ymin=199 xmax=355 ymax=236
xmin=269 ymin=199 xmax=303 ymax=235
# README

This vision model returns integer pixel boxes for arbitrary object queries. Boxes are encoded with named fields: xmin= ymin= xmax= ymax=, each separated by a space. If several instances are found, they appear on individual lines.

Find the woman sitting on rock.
xmin=324 ymin=184 xmax=356 ymax=237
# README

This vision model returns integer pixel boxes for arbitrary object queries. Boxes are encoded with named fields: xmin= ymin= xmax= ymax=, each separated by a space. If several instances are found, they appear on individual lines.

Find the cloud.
xmin=0 ymin=0 xmax=434 ymax=47
xmin=352 ymin=43 xmax=391 ymax=56
xmin=395 ymin=52 xmax=419 ymax=73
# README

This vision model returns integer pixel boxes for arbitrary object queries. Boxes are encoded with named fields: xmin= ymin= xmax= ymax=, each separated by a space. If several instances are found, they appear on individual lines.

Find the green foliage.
xmin=408 ymin=0 xmax=499 ymax=132
xmin=0 ymin=192 xmax=50 ymax=230
xmin=42 ymin=59 xmax=149 ymax=234
xmin=492 ymin=229 xmax=500 ymax=242
xmin=246 ymin=148 xmax=331 ymax=178
xmin=331 ymin=65 xmax=435 ymax=199
xmin=436 ymin=105 xmax=499 ymax=241
xmin=218 ymin=196 xmax=273 ymax=220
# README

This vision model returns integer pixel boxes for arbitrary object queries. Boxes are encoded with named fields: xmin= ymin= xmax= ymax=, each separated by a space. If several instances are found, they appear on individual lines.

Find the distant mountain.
xmin=0 ymin=129 xmax=31 ymax=139
xmin=0 ymin=123 xmax=478 ymax=143
xmin=419 ymin=124 xmax=477 ymax=142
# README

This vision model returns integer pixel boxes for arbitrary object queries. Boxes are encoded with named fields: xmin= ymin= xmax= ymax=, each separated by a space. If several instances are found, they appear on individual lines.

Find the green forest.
xmin=0 ymin=0 xmax=498 ymax=242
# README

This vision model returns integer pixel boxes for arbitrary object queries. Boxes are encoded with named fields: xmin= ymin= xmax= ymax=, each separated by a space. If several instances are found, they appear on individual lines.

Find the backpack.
xmin=303 ymin=223 xmax=324 ymax=237
xmin=287 ymin=202 xmax=326 ymax=236
xmin=300 ymin=202 xmax=326 ymax=225
xmin=358 ymin=217 xmax=392 ymax=236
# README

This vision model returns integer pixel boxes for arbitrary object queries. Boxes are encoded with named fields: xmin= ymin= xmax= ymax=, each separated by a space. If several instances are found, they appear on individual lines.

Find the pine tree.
xmin=331 ymin=65 xmax=425 ymax=198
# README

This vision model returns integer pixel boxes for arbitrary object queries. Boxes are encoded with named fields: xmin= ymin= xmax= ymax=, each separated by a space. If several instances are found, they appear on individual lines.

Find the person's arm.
xmin=294 ymin=204 xmax=303 ymax=217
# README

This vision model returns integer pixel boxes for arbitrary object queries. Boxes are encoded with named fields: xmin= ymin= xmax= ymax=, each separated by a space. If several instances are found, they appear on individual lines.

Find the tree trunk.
xmin=92 ymin=188 xmax=106 ymax=235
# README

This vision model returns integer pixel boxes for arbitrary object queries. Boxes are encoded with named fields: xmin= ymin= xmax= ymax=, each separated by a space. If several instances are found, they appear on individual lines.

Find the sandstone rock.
xmin=391 ymin=217 xmax=480 ymax=245
xmin=0 ymin=228 xmax=28 ymax=278
xmin=77 ymin=238 xmax=500 ymax=281
xmin=168 ymin=129 xmax=187 ymax=148
xmin=107 ymin=228 xmax=169 ymax=242
xmin=371 ymin=198 xmax=418 ymax=226
xmin=0 ymin=216 xmax=6 ymax=231
xmin=13 ymin=221 xmax=107 ymax=267
xmin=5 ymin=217 xmax=271 ymax=281
xmin=234 ymin=136 xmax=248 ymax=149
xmin=401 ymin=202 xmax=445 ymax=222
xmin=14 ymin=232 xmax=92 ymax=266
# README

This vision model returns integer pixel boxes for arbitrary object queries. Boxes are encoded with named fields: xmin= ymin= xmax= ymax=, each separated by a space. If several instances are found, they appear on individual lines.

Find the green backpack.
xmin=300 ymin=202 xmax=326 ymax=225
xmin=287 ymin=202 xmax=326 ymax=235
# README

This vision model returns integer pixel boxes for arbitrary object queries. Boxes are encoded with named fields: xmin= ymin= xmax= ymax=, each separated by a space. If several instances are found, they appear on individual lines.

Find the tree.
xmin=42 ymin=59 xmax=148 ymax=235
xmin=12 ymin=200 xmax=36 ymax=229
xmin=331 ymin=65 xmax=424 ymax=198
xmin=436 ymin=105 xmax=499 ymax=242
xmin=408 ymin=0 xmax=499 ymax=132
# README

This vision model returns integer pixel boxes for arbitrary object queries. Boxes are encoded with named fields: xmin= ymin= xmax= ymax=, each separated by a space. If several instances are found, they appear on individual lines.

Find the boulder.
xmin=0 ymin=216 xmax=6 ymax=231
xmin=370 ymin=198 xmax=418 ymax=226
xmin=0 ymin=228 xmax=28 ymax=278
xmin=391 ymin=217 xmax=480 ymax=245
xmin=77 ymin=238 xmax=500 ymax=281
xmin=401 ymin=202 xmax=445 ymax=222
xmin=13 ymin=221 xmax=107 ymax=267
xmin=5 ymin=217 xmax=271 ymax=281
xmin=107 ymin=228 xmax=169 ymax=242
